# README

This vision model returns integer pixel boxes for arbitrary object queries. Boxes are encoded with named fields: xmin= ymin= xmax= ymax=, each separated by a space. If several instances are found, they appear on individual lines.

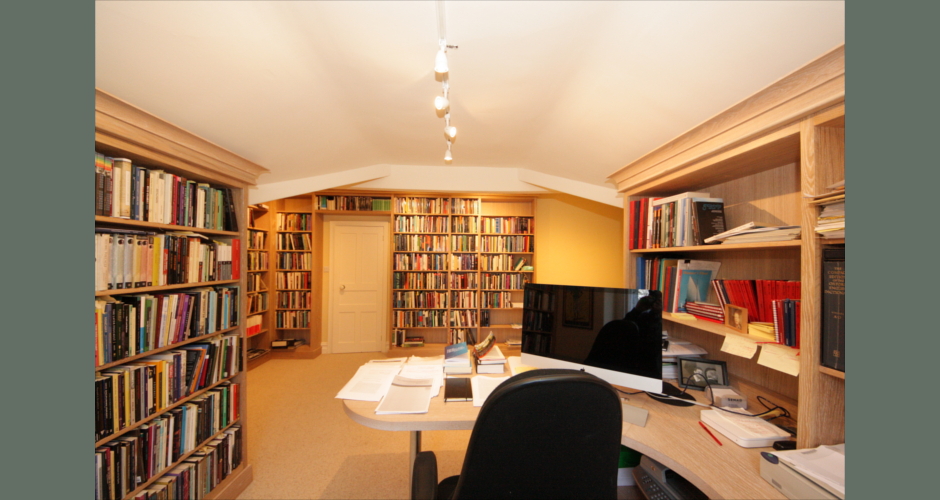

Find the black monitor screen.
xmin=521 ymin=284 xmax=663 ymax=390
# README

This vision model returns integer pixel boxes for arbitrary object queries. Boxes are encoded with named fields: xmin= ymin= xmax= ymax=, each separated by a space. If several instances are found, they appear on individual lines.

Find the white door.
xmin=329 ymin=220 xmax=389 ymax=353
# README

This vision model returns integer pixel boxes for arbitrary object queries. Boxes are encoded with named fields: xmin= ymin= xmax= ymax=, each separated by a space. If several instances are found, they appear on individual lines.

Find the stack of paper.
xmin=704 ymin=222 xmax=801 ymax=244
xmin=444 ymin=342 xmax=473 ymax=374
xmin=475 ymin=345 xmax=507 ymax=374
xmin=374 ymin=375 xmax=434 ymax=414
xmin=662 ymin=342 xmax=707 ymax=380
xmin=334 ymin=362 xmax=403 ymax=401
xmin=775 ymin=444 xmax=845 ymax=498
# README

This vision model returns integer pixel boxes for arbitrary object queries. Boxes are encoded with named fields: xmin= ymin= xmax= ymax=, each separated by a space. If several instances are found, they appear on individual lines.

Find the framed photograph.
xmin=678 ymin=358 xmax=729 ymax=391
xmin=562 ymin=286 xmax=593 ymax=329
xmin=724 ymin=304 xmax=748 ymax=334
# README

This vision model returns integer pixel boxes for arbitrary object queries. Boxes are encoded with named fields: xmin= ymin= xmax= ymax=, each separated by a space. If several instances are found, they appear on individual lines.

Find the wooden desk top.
xmin=343 ymin=352 xmax=786 ymax=499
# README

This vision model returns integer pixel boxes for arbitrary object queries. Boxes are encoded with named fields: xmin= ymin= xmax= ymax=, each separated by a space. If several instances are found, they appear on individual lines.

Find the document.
xmin=775 ymin=444 xmax=845 ymax=497
xmin=375 ymin=375 xmax=434 ymax=414
xmin=406 ymin=355 xmax=444 ymax=365
xmin=757 ymin=344 xmax=800 ymax=376
xmin=470 ymin=375 xmax=511 ymax=407
xmin=399 ymin=364 xmax=444 ymax=397
xmin=721 ymin=335 xmax=758 ymax=359
xmin=507 ymin=356 xmax=536 ymax=376
xmin=335 ymin=363 xmax=402 ymax=401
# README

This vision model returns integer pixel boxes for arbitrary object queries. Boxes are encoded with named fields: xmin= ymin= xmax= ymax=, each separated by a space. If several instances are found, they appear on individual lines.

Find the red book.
xmin=628 ymin=200 xmax=637 ymax=250
xmin=232 ymin=238 xmax=240 ymax=280
xmin=689 ymin=314 xmax=725 ymax=324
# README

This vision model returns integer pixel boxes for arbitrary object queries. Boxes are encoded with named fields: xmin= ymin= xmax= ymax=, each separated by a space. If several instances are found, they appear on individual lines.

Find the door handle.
xmin=340 ymin=285 xmax=346 ymax=291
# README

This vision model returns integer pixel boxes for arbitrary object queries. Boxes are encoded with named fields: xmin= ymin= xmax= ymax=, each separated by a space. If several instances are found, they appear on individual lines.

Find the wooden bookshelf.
xmin=94 ymin=89 xmax=267 ymax=499
xmin=609 ymin=45 xmax=845 ymax=449
xmin=246 ymin=203 xmax=273 ymax=368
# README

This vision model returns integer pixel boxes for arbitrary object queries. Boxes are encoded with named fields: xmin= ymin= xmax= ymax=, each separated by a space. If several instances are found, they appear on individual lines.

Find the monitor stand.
xmin=647 ymin=382 xmax=696 ymax=407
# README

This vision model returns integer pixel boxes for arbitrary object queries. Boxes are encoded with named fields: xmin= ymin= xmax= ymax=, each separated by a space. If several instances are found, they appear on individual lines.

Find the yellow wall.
xmin=534 ymin=194 xmax=624 ymax=288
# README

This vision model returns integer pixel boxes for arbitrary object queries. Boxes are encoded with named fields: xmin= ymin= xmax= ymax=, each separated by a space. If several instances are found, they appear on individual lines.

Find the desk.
xmin=343 ymin=374 xmax=787 ymax=499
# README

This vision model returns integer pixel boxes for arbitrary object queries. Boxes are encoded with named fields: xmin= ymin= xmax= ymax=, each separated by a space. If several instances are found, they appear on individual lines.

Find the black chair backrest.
xmin=451 ymin=369 xmax=623 ymax=499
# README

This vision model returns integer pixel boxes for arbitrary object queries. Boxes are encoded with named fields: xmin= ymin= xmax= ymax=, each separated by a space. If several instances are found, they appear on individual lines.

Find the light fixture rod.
xmin=436 ymin=0 xmax=447 ymax=44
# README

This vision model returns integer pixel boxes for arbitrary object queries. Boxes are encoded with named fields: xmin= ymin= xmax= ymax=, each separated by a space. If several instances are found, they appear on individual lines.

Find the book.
xmin=402 ymin=336 xmax=425 ymax=347
xmin=443 ymin=377 xmax=473 ymax=402
xmin=703 ymin=222 xmax=763 ymax=244
xmin=690 ymin=198 xmax=726 ymax=245
xmin=821 ymin=248 xmax=845 ymax=371
xmin=471 ymin=331 xmax=498 ymax=358
xmin=475 ymin=345 xmax=507 ymax=374
xmin=444 ymin=342 xmax=472 ymax=374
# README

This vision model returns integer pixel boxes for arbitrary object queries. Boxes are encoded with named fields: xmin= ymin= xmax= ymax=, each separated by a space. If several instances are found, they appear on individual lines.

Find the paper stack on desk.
xmin=470 ymin=375 xmax=511 ymax=406
xmin=374 ymin=375 xmax=434 ymax=414
xmin=334 ymin=362 xmax=403 ymax=401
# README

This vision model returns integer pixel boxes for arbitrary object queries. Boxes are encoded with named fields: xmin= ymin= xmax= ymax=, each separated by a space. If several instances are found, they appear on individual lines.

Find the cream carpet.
xmin=236 ymin=353 xmax=473 ymax=500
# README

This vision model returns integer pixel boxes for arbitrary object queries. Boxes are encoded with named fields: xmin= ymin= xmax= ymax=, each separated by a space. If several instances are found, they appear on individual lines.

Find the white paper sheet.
xmin=406 ymin=355 xmax=445 ymax=365
xmin=374 ymin=375 xmax=434 ymax=414
xmin=775 ymin=444 xmax=845 ymax=496
xmin=399 ymin=364 xmax=444 ymax=397
xmin=721 ymin=335 xmax=758 ymax=359
xmin=335 ymin=363 xmax=402 ymax=401
xmin=470 ymin=375 xmax=511 ymax=407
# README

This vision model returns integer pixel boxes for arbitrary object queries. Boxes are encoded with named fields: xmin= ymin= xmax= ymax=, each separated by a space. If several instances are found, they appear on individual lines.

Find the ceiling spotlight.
xmin=434 ymin=48 xmax=449 ymax=74
xmin=434 ymin=95 xmax=450 ymax=111
xmin=444 ymin=143 xmax=453 ymax=162
xmin=444 ymin=126 xmax=457 ymax=140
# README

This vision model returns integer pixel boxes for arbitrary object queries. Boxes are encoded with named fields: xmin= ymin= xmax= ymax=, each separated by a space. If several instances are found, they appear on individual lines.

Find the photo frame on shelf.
xmin=724 ymin=304 xmax=748 ymax=333
xmin=562 ymin=286 xmax=593 ymax=329
xmin=678 ymin=357 xmax=728 ymax=391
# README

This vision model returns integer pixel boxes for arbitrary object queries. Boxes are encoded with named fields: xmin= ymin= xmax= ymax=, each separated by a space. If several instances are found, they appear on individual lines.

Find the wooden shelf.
xmin=663 ymin=313 xmax=799 ymax=352
xmin=247 ymin=329 xmax=269 ymax=338
xmin=818 ymin=365 xmax=845 ymax=379
xmin=631 ymin=240 xmax=801 ymax=253
xmin=94 ymin=216 xmax=239 ymax=236
xmin=95 ymin=326 xmax=239 ymax=371
xmin=316 ymin=210 xmax=391 ymax=215
xmin=95 ymin=280 xmax=239 ymax=297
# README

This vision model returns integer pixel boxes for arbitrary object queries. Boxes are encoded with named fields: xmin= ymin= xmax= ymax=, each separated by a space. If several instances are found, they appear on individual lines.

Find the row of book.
xmin=102 ymin=425 xmax=243 ymax=500
xmin=275 ymin=310 xmax=310 ymax=329
xmin=451 ymin=235 xmax=478 ymax=251
xmin=316 ymin=195 xmax=391 ymax=212
xmin=451 ymin=254 xmax=479 ymax=270
xmin=95 ymin=384 xmax=239 ymax=500
xmin=451 ymin=216 xmax=479 ymax=233
xmin=247 ymin=230 xmax=266 ymax=249
xmin=246 ymin=274 xmax=266 ymax=292
xmin=712 ymin=279 xmax=801 ymax=324
xmin=482 ymin=291 xmax=514 ymax=308
xmin=451 ymin=291 xmax=479 ymax=308
xmin=480 ymin=272 xmax=529 ymax=290
xmin=395 ymin=234 xmax=449 ymax=252
xmin=95 ymin=230 xmax=240 ymax=292
xmin=480 ymin=235 xmax=534 ymax=252
xmin=393 ymin=271 xmax=448 ymax=290
xmin=450 ymin=309 xmax=480 ymax=327
xmin=481 ymin=255 xmax=527 ymax=271
xmin=276 ymin=252 xmax=312 ymax=270
xmin=394 ymin=215 xmax=450 ymax=233
xmin=394 ymin=197 xmax=455 ymax=214
xmin=246 ymin=315 xmax=263 ymax=337
xmin=277 ymin=232 xmax=313 ymax=250
xmin=276 ymin=271 xmax=311 ymax=290
xmin=95 ymin=335 xmax=242 ymax=441
xmin=394 ymin=310 xmax=447 ymax=328
xmin=480 ymin=217 xmax=534 ymax=234
xmin=94 ymin=287 xmax=240 ymax=366
xmin=628 ymin=192 xmax=727 ymax=249
xmin=277 ymin=291 xmax=311 ymax=309
xmin=276 ymin=213 xmax=312 ymax=231
xmin=393 ymin=291 xmax=449 ymax=309
xmin=394 ymin=253 xmax=449 ymax=271
xmin=247 ymin=292 xmax=268 ymax=314
xmin=94 ymin=153 xmax=239 ymax=232
xmin=246 ymin=251 xmax=269 ymax=271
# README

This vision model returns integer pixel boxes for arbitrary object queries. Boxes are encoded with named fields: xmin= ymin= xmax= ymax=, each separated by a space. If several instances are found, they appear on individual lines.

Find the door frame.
xmin=325 ymin=216 xmax=391 ymax=354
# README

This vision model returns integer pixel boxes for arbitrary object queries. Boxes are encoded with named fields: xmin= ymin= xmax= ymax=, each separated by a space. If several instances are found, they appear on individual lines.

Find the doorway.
xmin=327 ymin=219 xmax=390 ymax=353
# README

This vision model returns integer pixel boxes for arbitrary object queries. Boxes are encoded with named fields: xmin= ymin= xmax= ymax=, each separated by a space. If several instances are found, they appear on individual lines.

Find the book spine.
xmin=821 ymin=248 xmax=845 ymax=371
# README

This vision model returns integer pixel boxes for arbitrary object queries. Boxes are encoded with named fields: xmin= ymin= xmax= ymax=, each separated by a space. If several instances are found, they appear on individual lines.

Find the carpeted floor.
xmin=236 ymin=353 xmax=473 ymax=500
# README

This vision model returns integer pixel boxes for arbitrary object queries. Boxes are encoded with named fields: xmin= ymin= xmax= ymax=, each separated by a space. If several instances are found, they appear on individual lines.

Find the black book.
xmin=223 ymin=188 xmax=238 ymax=231
xmin=443 ymin=377 xmax=473 ymax=402
xmin=691 ymin=199 xmax=726 ymax=245
xmin=821 ymin=248 xmax=845 ymax=371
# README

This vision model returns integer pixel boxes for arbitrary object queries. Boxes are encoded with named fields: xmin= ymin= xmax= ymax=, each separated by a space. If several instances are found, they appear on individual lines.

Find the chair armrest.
xmin=412 ymin=451 xmax=439 ymax=500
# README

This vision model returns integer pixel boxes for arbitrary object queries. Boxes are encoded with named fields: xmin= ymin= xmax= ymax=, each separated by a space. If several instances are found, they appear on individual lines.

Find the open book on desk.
xmin=375 ymin=375 xmax=434 ymax=414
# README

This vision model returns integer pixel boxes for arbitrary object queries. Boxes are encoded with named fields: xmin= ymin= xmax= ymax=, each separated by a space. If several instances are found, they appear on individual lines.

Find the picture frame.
xmin=724 ymin=304 xmax=748 ymax=334
xmin=561 ymin=286 xmax=593 ymax=329
xmin=678 ymin=357 xmax=729 ymax=391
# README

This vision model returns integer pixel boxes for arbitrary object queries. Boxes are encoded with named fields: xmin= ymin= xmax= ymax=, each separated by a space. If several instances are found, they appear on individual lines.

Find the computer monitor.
xmin=521 ymin=283 xmax=663 ymax=393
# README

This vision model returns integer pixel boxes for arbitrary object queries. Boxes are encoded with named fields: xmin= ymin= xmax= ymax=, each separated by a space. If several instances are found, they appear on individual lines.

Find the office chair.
xmin=412 ymin=369 xmax=623 ymax=500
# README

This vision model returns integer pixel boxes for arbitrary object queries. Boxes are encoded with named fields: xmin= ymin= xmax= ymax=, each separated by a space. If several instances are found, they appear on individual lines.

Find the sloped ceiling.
xmin=95 ymin=1 xmax=844 ymax=203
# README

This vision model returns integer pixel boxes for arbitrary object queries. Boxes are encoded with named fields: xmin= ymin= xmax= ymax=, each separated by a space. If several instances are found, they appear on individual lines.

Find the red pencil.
xmin=699 ymin=421 xmax=722 ymax=446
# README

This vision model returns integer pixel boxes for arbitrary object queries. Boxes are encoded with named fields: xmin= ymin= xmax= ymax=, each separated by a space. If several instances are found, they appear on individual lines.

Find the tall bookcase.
xmin=94 ymin=89 xmax=267 ymax=499
xmin=247 ymin=204 xmax=273 ymax=367
xmin=608 ymin=45 xmax=845 ymax=449
xmin=270 ymin=196 xmax=317 ymax=357
xmin=392 ymin=195 xmax=536 ymax=345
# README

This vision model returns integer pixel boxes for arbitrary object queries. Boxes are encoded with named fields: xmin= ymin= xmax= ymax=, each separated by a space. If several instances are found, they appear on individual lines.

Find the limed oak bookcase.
xmin=94 ymin=89 xmax=267 ymax=499
xmin=609 ymin=45 xmax=845 ymax=449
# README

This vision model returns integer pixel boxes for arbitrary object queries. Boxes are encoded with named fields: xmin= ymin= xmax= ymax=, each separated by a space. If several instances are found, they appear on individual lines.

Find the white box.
xmin=700 ymin=409 xmax=790 ymax=448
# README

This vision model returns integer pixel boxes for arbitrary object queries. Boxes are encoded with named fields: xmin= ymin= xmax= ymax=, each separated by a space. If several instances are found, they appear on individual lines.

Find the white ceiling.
xmin=95 ymin=1 xmax=844 ymax=202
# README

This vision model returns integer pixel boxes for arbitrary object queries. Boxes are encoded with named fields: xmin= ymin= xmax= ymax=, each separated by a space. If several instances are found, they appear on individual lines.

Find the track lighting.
xmin=434 ymin=95 xmax=449 ymax=112
xmin=444 ymin=126 xmax=457 ymax=140
xmin=434 ymin=48 xmax=449 ymax=75
xmin=444 ymin=142 xmax=453 ymax=162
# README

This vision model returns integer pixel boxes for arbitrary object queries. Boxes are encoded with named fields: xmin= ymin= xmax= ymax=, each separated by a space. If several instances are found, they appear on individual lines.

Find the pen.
xmin=699 ymin=421 xmax=722 ymax=446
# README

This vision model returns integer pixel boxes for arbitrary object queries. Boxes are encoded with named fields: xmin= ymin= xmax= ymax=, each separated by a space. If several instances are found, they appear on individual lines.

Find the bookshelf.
xmin=271 ymin=196 xmax=318 ymax=358
xmin=94 ymin=89 xmax=267 ymax=499
xmin=247 ymin=204 xmax=273 ymax=367
xmin=608 ymin=45 xmax=844 ymax=449
xmin=391 ymin=196 xmax=535 ymax=345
